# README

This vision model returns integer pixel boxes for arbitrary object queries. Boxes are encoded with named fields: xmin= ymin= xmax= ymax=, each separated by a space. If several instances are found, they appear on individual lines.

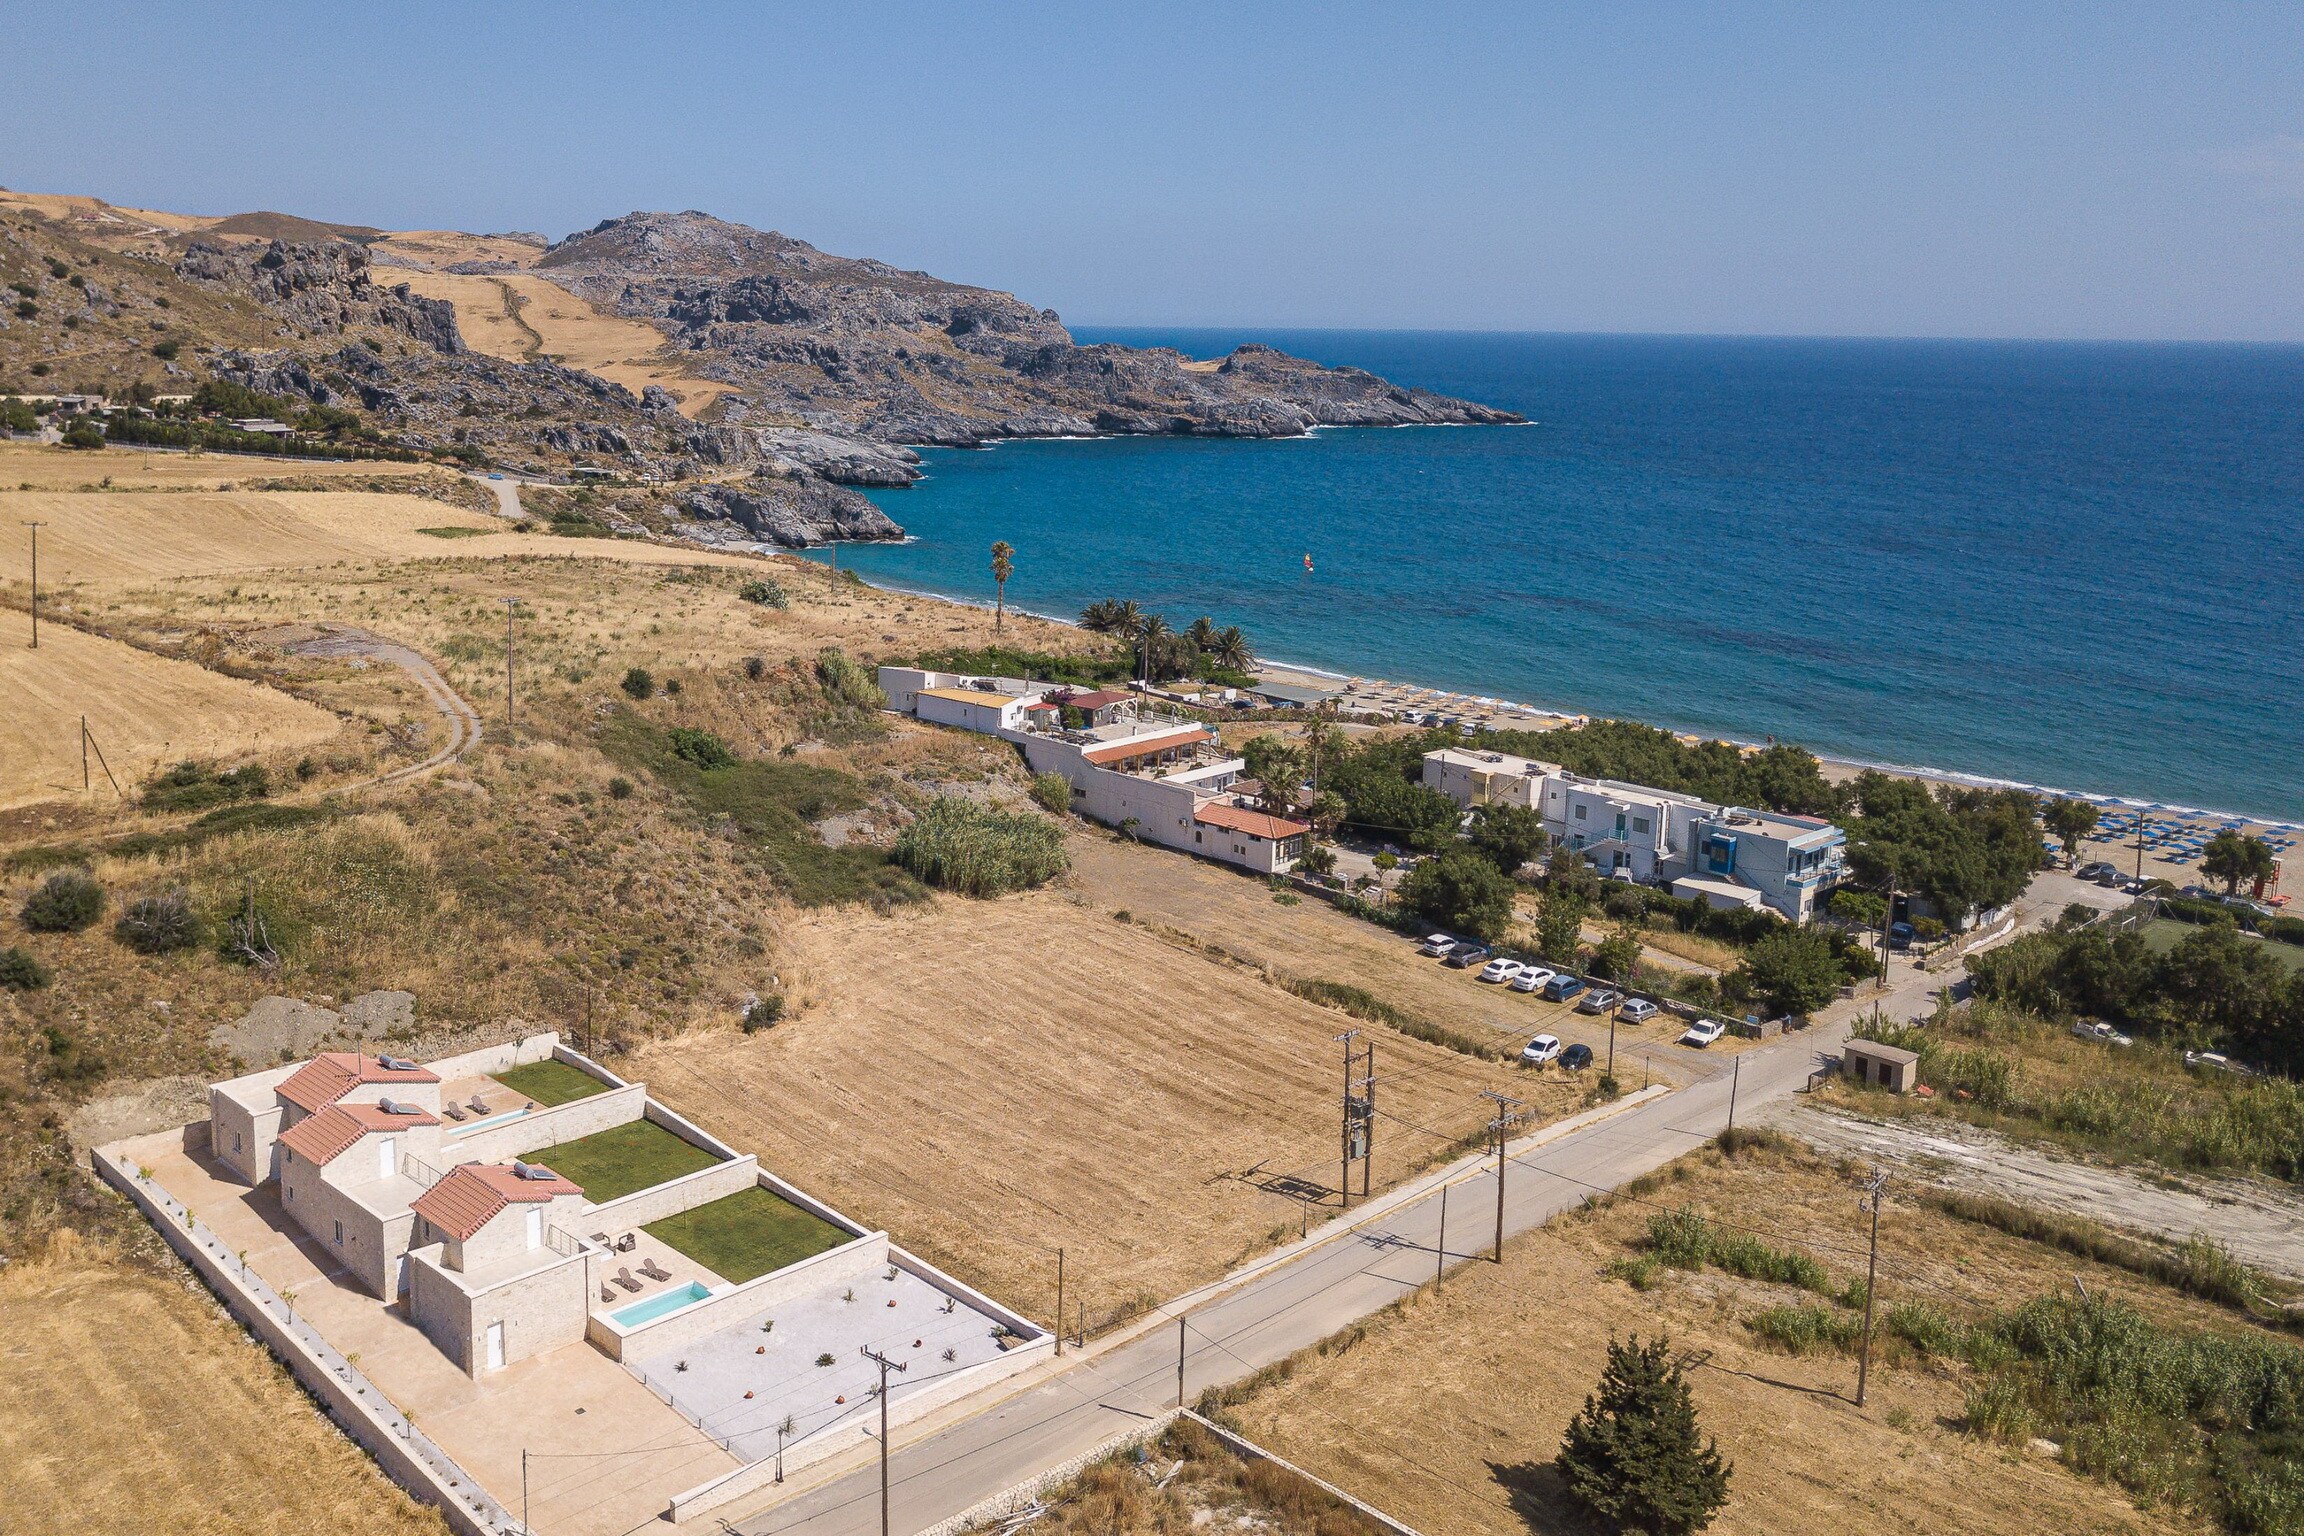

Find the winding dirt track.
xmin=276 ymin=626 xmax=483 ymax=787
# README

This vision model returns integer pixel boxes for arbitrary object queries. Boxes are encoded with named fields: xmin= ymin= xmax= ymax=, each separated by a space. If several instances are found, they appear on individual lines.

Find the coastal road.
xmin=716 ymin=881 xmax=2086 ymax=1536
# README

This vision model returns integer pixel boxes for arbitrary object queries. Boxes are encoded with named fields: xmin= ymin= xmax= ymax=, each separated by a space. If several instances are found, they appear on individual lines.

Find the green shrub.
xmin=607 ymin=776 xmax=634 ymax=799
xmin=667 ymin=727 xmax=738 ymax=770
xmin=22 ymin=870 xmax=105 ymax=932
xmin=1029 ymin=773 xmax=1072 ymax=815
xmin=620 ymin=667 xmax=654 ymax=700
xmin=36 ymin=1024 xmax=105 ymax=1088
xmin=892 ymin=798 xmax=1068 ymax=896
xmin=1746 ymin=1304 xmax=1864 ymax=1355
xmin=742 ymin=995 xmax=785 ymax=1032
xmin=737 ymin=578 xmax=787 ymax=608
xmin=1885 ymin=1300 xmax=1965 ymax=1356
xmin=0 ymin=946 xmax=52 ymax=991
xmin=115 ymin=888 xmax=200 ymax=954
xmin=140 ymin=759 xmax=270 ymax=814
xmin=1643 ymin=1206 xmax=1833 ymax=1293
xmin=814 ymin=647 xmax=885 ymax=711
xmin=1280 ymin=977 xmax=1504 ymax=1060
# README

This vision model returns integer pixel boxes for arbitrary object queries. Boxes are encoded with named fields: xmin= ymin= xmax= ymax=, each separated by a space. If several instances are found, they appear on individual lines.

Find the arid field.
xmin=0 ymin=1236 xmax=448 ymax=1536
xmin=629 ymin=882 xmax=1576 ymax=1329
xmin=0 ymin=620 xmax=344 ymax=809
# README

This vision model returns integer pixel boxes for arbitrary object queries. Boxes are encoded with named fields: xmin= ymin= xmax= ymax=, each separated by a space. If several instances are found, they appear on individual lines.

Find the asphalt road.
xmin=719 ymin=880 xmax=2095 ymax=1536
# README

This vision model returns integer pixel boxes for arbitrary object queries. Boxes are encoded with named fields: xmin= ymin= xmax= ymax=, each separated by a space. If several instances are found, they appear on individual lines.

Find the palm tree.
xmin=1211 ymin=625 xmax=1254 ymax=672
xmin=1078 ymin=599 xmax=1123 ymax=633
xmin=1186 ymin=616 xmax=1218 ymax=652
xmin=1138 ymin=614 xmax=1172 ymax=684
xmin=990 ymin=541 xmax=1015 ymax=630
xmin=1113 ymin=599 xmax=1144 ymax=635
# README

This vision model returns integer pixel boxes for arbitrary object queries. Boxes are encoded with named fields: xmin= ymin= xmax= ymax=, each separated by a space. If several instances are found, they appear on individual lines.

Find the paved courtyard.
xmin=633 ymin=1262 xmax=1018 ymax=1464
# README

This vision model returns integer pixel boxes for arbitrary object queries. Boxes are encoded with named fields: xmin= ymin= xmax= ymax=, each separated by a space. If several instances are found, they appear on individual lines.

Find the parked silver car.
xmin=1617 ymin=998 xmax=1659 ymax=1024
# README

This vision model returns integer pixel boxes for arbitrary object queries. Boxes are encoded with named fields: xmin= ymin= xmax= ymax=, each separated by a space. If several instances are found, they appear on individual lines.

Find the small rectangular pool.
xmin=450 ymin=1106 xmax=532 ymax=1135
xmin=611 ymin=1281 xmax=711 ymax=1328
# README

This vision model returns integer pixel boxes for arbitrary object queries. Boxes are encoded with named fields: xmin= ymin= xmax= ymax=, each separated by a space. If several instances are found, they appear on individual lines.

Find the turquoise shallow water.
xmin=835 ymin=331 xmax=2304 ymax=822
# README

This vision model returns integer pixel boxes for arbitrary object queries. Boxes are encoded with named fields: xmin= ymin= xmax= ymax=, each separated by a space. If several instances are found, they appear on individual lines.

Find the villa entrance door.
xmin=485 ymin=1321 xmax=504 ymax=1371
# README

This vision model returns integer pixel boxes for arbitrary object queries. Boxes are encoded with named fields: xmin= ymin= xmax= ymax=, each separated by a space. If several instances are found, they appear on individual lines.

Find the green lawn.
xmin=644 ymin=1186 xmax=853 ymax=1283
xmin=531 ymin=1119 xmax=719 ymax=1203
xmin=493 ymin=1059 xmax=613 ymax=1106
xmin=2140 ymin=918 xmax=2304 ymax=975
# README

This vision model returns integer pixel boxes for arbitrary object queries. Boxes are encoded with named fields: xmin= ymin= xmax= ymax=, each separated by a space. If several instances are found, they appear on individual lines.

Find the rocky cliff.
xmin=535 ymin=211 xmax=1522 ymax=473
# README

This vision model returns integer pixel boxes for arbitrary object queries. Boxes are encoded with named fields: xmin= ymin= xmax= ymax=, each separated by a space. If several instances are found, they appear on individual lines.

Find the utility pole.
xmin=1335 ymin=1029 xmax=1361 ymax=1209
xmin=1054 ymin=1247 xmax=1065 ymax=1357
xmin=21 ymin=520 xmax=43 ymax=648
xmin=1360 ymin=1039 xmax=1376 ymax=1200
xmin=1856 ymin=1169 xmax=1887 ymax=1406
xmin=522 ymin=1447 xmax=529 ymax=1536
xmin=500 ymin=597 xmax=519 ymax=741
xmin=861 ymin=1346 xmax=909 ymax=1536
xmin=1176 ymin=1315 xmax=1187 ymax=1406
xmin=1607 ymin=1008 xmax=1617 ymax=1081
xmin=1435 ymin=1182 xmax=1448 ymax=1288
xmin=1876 ymin=859 xmax=1897 ymax=991
xmin=1481 ymin=1091 xmax=1524 ymax=1263
xmin=1726 ymin=1055 xmax=1741 ymax=1134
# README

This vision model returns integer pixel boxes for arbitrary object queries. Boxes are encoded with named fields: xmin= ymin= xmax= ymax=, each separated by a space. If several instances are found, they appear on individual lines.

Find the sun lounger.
xmin=441 ymin=1104 xmax=466 ymax=1121
xmin=614 ymin=1268 xmax=642 ymax=1292
xmin=638 ymin=1257 xmax=671 ymax=1282
xmin=602 ymin=1283 xmax=615 ymax=1303
xmin=467 ymin=1096 xmax=489 ymax=1114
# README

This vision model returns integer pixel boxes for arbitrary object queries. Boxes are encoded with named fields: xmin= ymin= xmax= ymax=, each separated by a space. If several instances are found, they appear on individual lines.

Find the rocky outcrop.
xmin=676 ymin=476 xmax=901 ymax=548
xmin=533 ymin=211 xmax=1521 ymax=449
xmin=175 ymin=239 xmax=465 ymax=354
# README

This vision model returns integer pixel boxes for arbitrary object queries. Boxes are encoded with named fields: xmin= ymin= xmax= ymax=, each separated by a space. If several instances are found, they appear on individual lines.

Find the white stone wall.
xmin=281 ymin=1147 xmax=399 ymax=1298
xmin=422 ymin=1030 xmax=560 ymax=1083
xmin=208 ymin=1088 xmax=281 ymax=1185
xmin=408 ymin=1241 xmax=590 ymax=1376
xmin=582 ymin=1155 xmax=760 ymax=1234
xmin=454 ymin=1188 xmax=587 ymax=1277
xmin=446 ymin=1080 xmax=646 ymax=1166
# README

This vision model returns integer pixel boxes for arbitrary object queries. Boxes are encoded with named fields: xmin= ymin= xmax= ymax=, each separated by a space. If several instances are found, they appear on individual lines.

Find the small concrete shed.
xmin=1842 ymin=1039 xmax=1919 ymax=1093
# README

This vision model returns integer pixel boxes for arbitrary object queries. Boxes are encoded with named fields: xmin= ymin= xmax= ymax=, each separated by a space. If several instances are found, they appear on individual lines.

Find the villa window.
xmin=233 ymin=1132 xmax=242 ymax=1153
xmin=1632 ymin=817 xmax=1650 ymax=835
xmin=334 ymin=1220 xmax=343 ymax=1246
xmin=1573 ymin=805 xmax=1587 ymax=821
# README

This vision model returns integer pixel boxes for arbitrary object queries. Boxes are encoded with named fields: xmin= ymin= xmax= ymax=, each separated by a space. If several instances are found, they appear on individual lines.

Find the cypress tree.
xmin=1556 ymin=1333 xmax=1731 ymax=1534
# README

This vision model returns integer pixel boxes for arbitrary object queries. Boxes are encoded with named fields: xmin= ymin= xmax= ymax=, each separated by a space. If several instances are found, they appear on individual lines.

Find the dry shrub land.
xmin=1214 ymin=1130 xmax=2304 ymax=1536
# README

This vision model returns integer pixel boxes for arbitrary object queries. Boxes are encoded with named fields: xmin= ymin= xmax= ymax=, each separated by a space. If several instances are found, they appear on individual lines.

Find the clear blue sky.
xmin=8 ymin=3 xmax=2302 ymax=340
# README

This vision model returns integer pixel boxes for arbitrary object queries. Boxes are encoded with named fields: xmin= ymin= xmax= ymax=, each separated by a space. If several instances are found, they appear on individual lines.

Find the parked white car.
xmin=1521 ymin=1033 xmax=1564 ymax=1066
xmin=1417 ymin=933 xmax=1457 ymax=957
xmin=1617 ymin=998 xmax=1660 ymax=1024
xmin=2070 ymin=1019 xmax=2134 ymax=1047
xmin=1679 ymin=1018 xmax=1727 ymax=1048
xmin=1509 ymin=966 xmax=1557 ymax=994
xmin=1478 ymin=958 xmax=1525 ymax=984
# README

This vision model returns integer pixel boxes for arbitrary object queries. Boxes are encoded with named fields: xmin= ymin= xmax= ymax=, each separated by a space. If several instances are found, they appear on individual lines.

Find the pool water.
xmin=611 ymin=1280 xmax=711 ymax=1328
xmin=451 ymin=1106 xmax=532 ymax=1134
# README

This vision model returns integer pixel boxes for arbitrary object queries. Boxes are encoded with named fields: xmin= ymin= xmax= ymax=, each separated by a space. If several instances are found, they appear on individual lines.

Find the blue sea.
xmin=835 ymin=332 xmax=2304 ymax=823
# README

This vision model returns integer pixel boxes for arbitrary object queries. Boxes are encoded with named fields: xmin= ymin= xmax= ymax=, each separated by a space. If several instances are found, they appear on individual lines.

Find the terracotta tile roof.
xmin=412 ymin=1161 xmax=584 ymax=1242
xmin=278 ymin=1100 xmax=435 ymax=1168
xmin=277 ymin=1051 xmax=438 ymax=1113
xmin=1082 ymin=728 xmax=1213 ymax=766
xmin=1194 ymin=801 xmax=1311 ymax=840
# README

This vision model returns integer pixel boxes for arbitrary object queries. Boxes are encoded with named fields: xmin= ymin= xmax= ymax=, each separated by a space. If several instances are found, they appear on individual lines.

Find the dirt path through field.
xmin=271 ymin=625 xmax=483 ymax=787
xmin=1766 ymin=1100 xmax=2304 ymax=1280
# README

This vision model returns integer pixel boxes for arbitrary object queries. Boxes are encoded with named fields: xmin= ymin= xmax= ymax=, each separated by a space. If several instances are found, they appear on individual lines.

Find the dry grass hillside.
xmin=1218 ymin=1133 xmax=2250 ymax=1536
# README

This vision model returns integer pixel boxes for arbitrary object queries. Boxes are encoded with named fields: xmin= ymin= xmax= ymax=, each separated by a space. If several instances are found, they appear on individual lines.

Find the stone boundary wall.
xmin=890 ymin=1245 xmax=1049 ymax=1343
xmin=641 ymin=1095 xmax=743 ymax=1160
xmin=450 ymin=1080 xmax=645 ymax=1165
xmin=423 ymin=1030 xmax=560 ymax=1084
xmin=590 ymin=1229 xmax=889 ymax=1362
xmin=580 ymin=1154 xmax=760 ymax=1236
xmin=551 ymin=1041 xmax=628 ymax=1088
xmin=92 ymin=1147 xmax=515 ymax=1536
xmin=1179 ymin=1410 xmax=1427 ymax=1536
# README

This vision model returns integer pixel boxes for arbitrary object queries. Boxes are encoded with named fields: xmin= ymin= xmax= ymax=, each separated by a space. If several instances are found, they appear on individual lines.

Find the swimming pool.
xmin=450 ymin=1106 xmax=531 ymax=1134
xmin=611 ymin=1281 xmax=711 ymax=1328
